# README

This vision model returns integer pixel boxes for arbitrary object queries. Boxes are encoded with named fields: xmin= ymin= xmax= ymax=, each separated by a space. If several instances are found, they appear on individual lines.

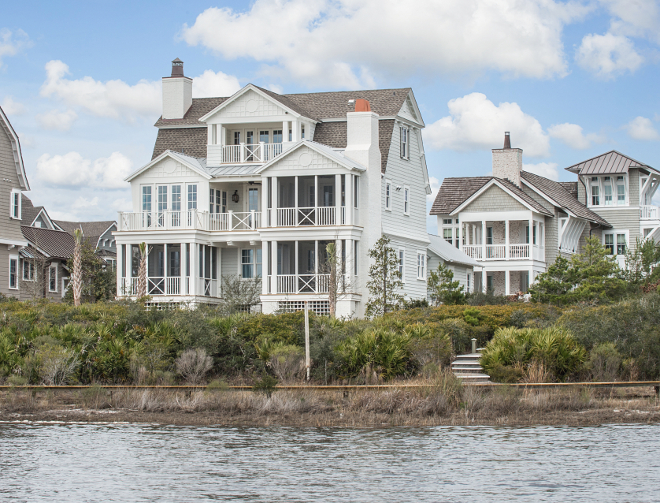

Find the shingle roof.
xmin=20 ymin=194 xmax=43 ymax=226
xmin=152 ymin=127 xmax=209 ymax=159
xmin=21 ymin=226 xmax=75 ymax=259
xmin=558 ymin=181 xmax=578 ymax=198
xmin=54 ymin=221 xmax=116 ymax=248
xmin=565 ymin=150 xmax=654 ymax=175
xmin=155 ymin=97 xmax=227 ymax=127
xmin=427 ymin=233 xmax=480 ymax=268
xmin=521 ymin=171 xmax=610 ymax=226
xmin=430 ymin=176 xmax=553 ymax=216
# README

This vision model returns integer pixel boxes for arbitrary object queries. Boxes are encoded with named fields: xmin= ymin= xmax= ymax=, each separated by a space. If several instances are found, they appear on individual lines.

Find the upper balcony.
xmin=641 ymin=205 xmax=660 ymax=221
xmin=208 ymin=142 xmax=284 ymax=165
xmin=117 ymin=210 xmax=261 ymax=232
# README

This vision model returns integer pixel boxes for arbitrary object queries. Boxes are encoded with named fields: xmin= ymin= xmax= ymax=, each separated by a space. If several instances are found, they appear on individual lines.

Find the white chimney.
xmin=162 ymin=58 xmax=192 ymax=120
xmin=492 ymin=132 xmax=523 ymax=186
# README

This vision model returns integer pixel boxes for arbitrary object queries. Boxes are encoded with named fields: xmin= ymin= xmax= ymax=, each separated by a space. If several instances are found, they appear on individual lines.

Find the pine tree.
xmin=427 ymin=262 xmax=465 ymax=306
xmin=366 ymin=236 xmax=403 ymax=317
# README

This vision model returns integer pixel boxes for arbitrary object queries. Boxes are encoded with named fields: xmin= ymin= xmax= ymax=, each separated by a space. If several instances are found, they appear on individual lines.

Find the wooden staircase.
xmin=450 ymin=348 xmax=490 ymax=383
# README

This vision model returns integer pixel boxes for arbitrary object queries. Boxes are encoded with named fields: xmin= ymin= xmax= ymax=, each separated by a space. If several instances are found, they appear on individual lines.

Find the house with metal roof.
xmin=565 ymin=150 xmax=660 ymax=264
xmin=430 ymin=133 xmax=610 ymax=296
xmin=114 ymin=59 xmax=432 ymax=315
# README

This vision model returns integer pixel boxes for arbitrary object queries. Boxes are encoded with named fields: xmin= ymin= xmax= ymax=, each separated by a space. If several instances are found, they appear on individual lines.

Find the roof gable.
xmin=397 ymin=91 xmax=424 ymax=126
xmin=0 ymin=106 xmax=29 ymax=190
xmin=126 ymin=150 xmax=211 ymax=182
xmin=565 ymin=150 xmax=653 ymax=175
xmin=257 ymin=140 xmax=366 ymax=174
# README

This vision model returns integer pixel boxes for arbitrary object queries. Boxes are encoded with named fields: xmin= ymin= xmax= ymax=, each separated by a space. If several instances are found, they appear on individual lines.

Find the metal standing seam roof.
xmin=427 ymin=233 xmax=480 ymax=268
xmin=565 ymin=150 xmax=655 ymax=175
xmin=205 ymin=164 xmax=263 ymax=177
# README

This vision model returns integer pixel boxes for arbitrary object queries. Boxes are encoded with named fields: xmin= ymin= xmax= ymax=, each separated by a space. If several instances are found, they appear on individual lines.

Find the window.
xmin=417 ymin=252 xmax=426 ymax=280
xmin=398 ymin=248 xmax=405 ymax=282
xmin=171 ymin=185 xmax=182 ymax=212
xmin=467 ymin=274 xmax=471 ymax=293
xmin=9 ymin=256 xmax=18 ymax=289
xmin=604 ymin=232 xmax=627 ymax=255
xmin=486 ymin=227 xmax=493 ymax=245
xmin=157 ymin=185 xmax=168 ymax=212
xmin=533 ymin=224 xmax=537 ymax=245
xmin=187 ymin=185 xmax=197 ymax=210
xmin=273 ymin=130 xmax=283 ymax=143
xmin=443 ymin=218 xmax=452 ymax=225
xmin=22 ymin=260 xmax=34 ymax=281
xmin=603 ymin=177 xmax=612 ymax=205
xmin=288 ymin=129 xmax=292 ymax=142
xmin=617 ymin=234 xmax=626 ymax=255
xmin=233 ymin=131 xmax=241 ymax=145
xmin=403 ymin=186 xmax=410 ymax=215
xmin=242 ymin=249 xmax=259 ymax=279
xmin=400 ymin=127 xmax=409 ymax=159
xmin=210 ymin=188 xmax=215 ymax=213
xmin=617 ymin=176 xmax=626 ymax=205
xmin=353 ymin=176 xmax=359 ymax=208
xmin=487 ymin=275 xmax=494 ymax=293
xmin=142 ymin=186 xmax=152 ymax=212
xmin=605 ymin=234 xmax=614 ymax=255
xmin=443 ymin=228 xmax=453 ymax=244
xmin=301 ymin=125 xmax=305 ymax=139
xmin=591 ymin=177 xmax=600 ymax=206
xmin=49 ymin=265 xmax=57 ymax=292
xmin=385 ymin=180 xmax=391 ymax=210
xmin=259 ymin=131 xmax=270 ymax=144
xmin=10 ymin=189 xmax=21 ymax=219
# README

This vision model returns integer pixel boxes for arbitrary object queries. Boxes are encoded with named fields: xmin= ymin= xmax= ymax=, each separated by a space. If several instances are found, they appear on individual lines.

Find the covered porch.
xmin=458 ymin=218 xmax=545 ymax=262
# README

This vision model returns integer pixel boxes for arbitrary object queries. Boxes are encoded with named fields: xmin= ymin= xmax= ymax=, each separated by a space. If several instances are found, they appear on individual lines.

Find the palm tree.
xmin=137 ymin=242 xmax=148 ymax=298
xmin=72 ymin=229 xmax=83 ymax=306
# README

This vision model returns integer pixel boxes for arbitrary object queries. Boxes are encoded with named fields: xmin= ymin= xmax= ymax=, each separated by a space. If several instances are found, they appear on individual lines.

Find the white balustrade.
xmin=275 ymin=207 xmax=337 ymax=226
xmin=641 ymin=205 xmax=659 ymax=220
xmin=463 ymin=245 xmax=482 ymax=260
xmin=117 ymin=210 xmax=261 ymax=232
xmin=219 ymin=143 xmax=284 ymax=163
xmin=509 ymin=244 xmax=530 ymax=259
xmin=274 ymin=274 xmax=331 ymax=294
xmin=120 ymin=277 xmax=138 ymax=296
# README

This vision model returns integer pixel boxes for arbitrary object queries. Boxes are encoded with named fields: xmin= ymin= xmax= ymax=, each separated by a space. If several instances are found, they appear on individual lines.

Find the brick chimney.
xmin=492 ymin=132 xmax=522 ymax=187
xmin=162 ymin=58 xmax=192 ymax=120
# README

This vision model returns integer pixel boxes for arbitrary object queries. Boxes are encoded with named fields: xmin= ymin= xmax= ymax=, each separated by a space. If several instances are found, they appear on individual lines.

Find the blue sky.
xmin=2 ymin=0 xmax=660 ymax=230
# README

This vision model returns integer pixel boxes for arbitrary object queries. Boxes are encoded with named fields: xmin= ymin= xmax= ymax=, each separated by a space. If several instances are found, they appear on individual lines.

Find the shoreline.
xmin=2 ymin=386 xmax=659 ymax=428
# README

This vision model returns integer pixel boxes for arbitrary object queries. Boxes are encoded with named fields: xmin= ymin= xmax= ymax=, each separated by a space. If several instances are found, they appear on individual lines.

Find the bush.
xmin=36 ymin=344 xmax=79 ymax=385
xmin=175 ymin=348 xmax=213 ymax=384
xmin=480 ymin=327 xmax=587 ymax=382
xmin=588 ymin=343 xmax=622 ymax=382
xmin=336 ymin=329 xmax=413 ymax=380
xmin=269 ymin=345 xmax=304 ymax=383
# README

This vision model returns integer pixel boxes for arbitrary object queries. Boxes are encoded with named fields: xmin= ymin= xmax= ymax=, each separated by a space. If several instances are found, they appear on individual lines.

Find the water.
xmin=1 ymin=422 xmax=659 ymax=502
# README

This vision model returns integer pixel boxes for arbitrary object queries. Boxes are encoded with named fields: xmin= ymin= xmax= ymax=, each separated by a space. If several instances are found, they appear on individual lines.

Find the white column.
xmin=336 ymin=239 xmax=342 ymax=290
xmin=505 ymin=270 xmax=510 ymax=296
xmin=291 ymin=119 xmax=299 ymax=142
xmin=220 ymin=126 xmax=225 ymax=147
xmin=207 ymin=125 xmax=213 ymax=145
xmin=283 ymin=121 xmax=289 ymax=143
xmin=505 ymin=220 xmax=510 ymax=260
xmin=346 ymin=175 xmax=353 ymax=225
xmin=334 ymin=174 xmax=341 ymax=225
xmin=294 ymin=176 xmax=299 ymax=224
xmin=261 ymin=180 xmax=268 ymax=227
xmin=529 ymin=268 xmax=534 ymax=291
xmin=116 ymin=244 xmax=123 ymax=296
xmin=458 ymin=221 xmax=463 ymax=250
xmin=262 ymin=241 xmax=268 ymax=295
xmin=190 ymin=243 xmax=197 ymax=297
xmin=481 ymin=220 xmax=486 ymax=261
xmin=181 ymin=243 xmax=187 ymax=295
xmin=314 ymin=240 xmax=319 ymax=293
xmin=295 ymin=241 xmax=299 ymax=286
xmin=272 ymin=240 xmax=278 ymax=293
xmin=528 ymin=217 xmax=533 ymax=246
xmin=271 ymin=176 xmax=278 ymax=226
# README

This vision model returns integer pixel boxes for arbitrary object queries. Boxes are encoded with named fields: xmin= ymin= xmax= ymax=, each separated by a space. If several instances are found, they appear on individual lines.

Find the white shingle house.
xmin=115 ymin=59 xmax=433 ymax=316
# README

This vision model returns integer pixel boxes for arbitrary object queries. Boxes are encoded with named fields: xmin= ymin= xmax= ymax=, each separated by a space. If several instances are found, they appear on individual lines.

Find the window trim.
xmin=22 ymin=259 xmax=34 ymax=282
xmin=48 ymin=264 xmax=58 ymax=293
xmin=8 ymin=255 xmax=18 ymax=290
xmin=385 ymin=179 xmax=392 ymax=211
xmin=398 ymin=247 xmax=406 ymax=283
xmin=416 ymin=251 xmax=426 ymax=280
xmin=240 ymin=248 xmax=262 ymax=279
xmin=10 ymin=189 xmax=21 ymax=220
xmin=603 ymin=229 xmax=629 ymax=256
xmin=400 ymin=126 xmax=409 ymax=160
xmin=403 ymin=185 xmax=410 ymax=215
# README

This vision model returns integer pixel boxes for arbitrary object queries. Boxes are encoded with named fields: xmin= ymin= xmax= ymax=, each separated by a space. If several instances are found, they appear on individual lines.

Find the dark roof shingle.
xmin=54 ymin=220 xmax=116 ymax=246
xmin=21 ymin=226 xmax=75 ymax=259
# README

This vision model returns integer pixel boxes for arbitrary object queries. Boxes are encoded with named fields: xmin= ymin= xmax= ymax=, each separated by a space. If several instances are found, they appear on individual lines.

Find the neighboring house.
xmin=0 ymin=106 xmax=30 ymax=299
xmin=564 ymin=151 xmax=660 ymax=267
xmin=21 ymin=194 xmax=57 ymax=229
xmin=114 ymin=59 xmax=432 ymax=316
xmin=430 ymin=133 xmax=609 ymax=295
xmin=54 ymin=220 xmax=117 ymax=268
xmin=19 ymin=226 xmax=74 ymax=300
xmin=426 ymin=233 xmax=480 ymax=296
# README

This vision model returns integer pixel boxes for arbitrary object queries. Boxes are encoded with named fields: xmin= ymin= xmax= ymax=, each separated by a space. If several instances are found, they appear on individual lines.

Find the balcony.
xmin=463 ymin=244 xmax=544 ymax=261
xmin=208 ymin=143 xmax=284 ymax=164
xmin=120 ymin=277 xmax=219 ymax=297
xmin=641 ymin=205 xmax=660 ymax=220
xmin=275 ymin=207 xmax=342 ymax=226
xmin=117 ymin=210 xmax=261 ymax=232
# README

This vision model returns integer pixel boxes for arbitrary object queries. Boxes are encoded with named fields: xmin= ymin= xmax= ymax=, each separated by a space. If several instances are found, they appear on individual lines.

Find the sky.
xmin=2 ymin=0 xmax=660 ymax=231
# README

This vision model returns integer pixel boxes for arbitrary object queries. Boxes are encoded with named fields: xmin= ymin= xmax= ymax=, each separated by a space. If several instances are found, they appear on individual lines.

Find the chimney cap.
xmin=171 ymin=58 xmax=185 ymax=77
xmin=354 ymin=99 xmax=371 ymax=112
xmin=503 ymin=131 xmax=511 ymax=149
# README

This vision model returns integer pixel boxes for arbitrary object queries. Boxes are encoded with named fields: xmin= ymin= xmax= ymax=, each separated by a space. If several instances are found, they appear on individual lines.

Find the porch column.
xmin=314 ymin=174 xmax=319 ymax=210
xmin=261 ymin=181 xmax=268 ymax=228
xmin=314 ymin=240 xmax=319 ymax=293
xmin=180 ymin=243 xmax=186 ymax=295
xmin=505 ymin=270 xmax=510 ymax=296
xmin=481 ymin=220 xmax=486 ymax=261
xmin=346 ymin=175 xmax=354 ymax=225
xmin=190 ymin=243 xmax=197 ymax=297
xmin=116 ymin=244 xmax=123 ymax=296
xmin=220 ymin=126 xmax=225 ymax=147
xmin=529 ymin=217 xmax=533 ymax=247
xmin=529 ymin=268 xmax=534 ymax=290
xmin=271 ymin=176 xmax=278 ymax=227
xmin=336 ymin=239 xmax=342 ymax=292
xmin=283 ymin=121 xmax=289 ymax=143
xmin=262 ymin=241 xmax=268 ymax=295
xmin=458 ymin=221 xmax=463 ymax=250
xmin=294 ymin=176 xmax=299 ymax=225
xmin=335 ymin=174 xmax=342 ymax=225
xmin=482 ymin=271 xmax=487 ymax=294
xmin=295 ymin=241 xmax=299 ymax=291
xmin=291 ymin=119 xmax=299 ymax=142
xmin=505 ymin=220 xmax=510 ymax=260
xmin=272 ymin=240 xmax=278 ymax=294
xmin=207 ymin=124 xmax=213 ymax=145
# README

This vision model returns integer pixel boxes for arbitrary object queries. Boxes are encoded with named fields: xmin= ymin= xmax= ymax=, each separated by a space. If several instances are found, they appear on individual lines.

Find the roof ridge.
xmin=565 ymin=150 xmax=647 ymax=171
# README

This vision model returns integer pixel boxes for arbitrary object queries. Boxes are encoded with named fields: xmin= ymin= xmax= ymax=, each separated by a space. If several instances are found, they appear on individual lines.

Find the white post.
xmin=190 ymin=243 xmax=197 ymax=297
xmin=458 ymin=221 xmax=463 ymax=250
xmin=346 ymin=175 xmax=353 ymax=225
xmin=314 ymin=175 xmax=319 ymax=224
xmin=304 ymin=300 xmax=310 ymax=381
xmin=505 ymin=220 xmax=510 ymax=260
xmin=240 ymin=143 xmax=245 ymax=163
xmin=335 ymin=174 xmax=341 ymax=225
xmin=481 ymin=220 xmax=486 ymax=260
xmin=272 ymin=240 xmax=278 ymax=293
xmin=294 ymin=176 xmax=299 ymax=225
xmin=272 ymin=176 xmax=278 ymax=226
xmin=262 ymin=241 xmax=268 ymax=295
xmin=116 ymin=244 xmax=123 ymax=297
xmin=283 ymin=121 xmax=289 ymax=143
xmin=295 ymin=240 xmax=299 ymax=289
xmin=505 ymin=270 xmax=510 ymax=296
xmin=261 ymin=181 xmax=268 ymax=227
xmin=291 ymin=119 xmax=299 ymax=142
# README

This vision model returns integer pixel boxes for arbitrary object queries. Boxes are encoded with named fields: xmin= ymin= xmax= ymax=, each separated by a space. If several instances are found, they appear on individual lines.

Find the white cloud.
xmin=36 ymin=151 xmax=133 ymax=189
xmin=427 ymin=176 xmax=441 ymax=203
xmin=36 ymin=109 xmax=78 ymax=131
xmin=1 ymin=96 xmax=25 ymax=115
xmin=623 ymin=116 xmax=660 ymax=140
xmin=72 ymin=196 xmax=100 ymax=211
xmin=192 ymin=69 xmax=241 ymax=98
xmin=599 ymin=0 xmax=660 ymax=44
xmin=0 ymin=29 xmax=30 ymax=69
xmin=182 ymin=0 xmax=588 ymax=88
xmin=548 ymin=122 xmax=605 ymax=149
xmin=576 ymin=32 xmax=644 ymax=78
xmin=523 ymin=162 xmax=559 ymax=181
xmin=424 ymin=93 xmax=550 ymax=157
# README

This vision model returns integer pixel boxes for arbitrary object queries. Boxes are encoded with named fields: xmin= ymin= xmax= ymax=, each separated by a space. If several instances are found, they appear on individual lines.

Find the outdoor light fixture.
xmin=232 ymin=190 xmax=240 ymax=203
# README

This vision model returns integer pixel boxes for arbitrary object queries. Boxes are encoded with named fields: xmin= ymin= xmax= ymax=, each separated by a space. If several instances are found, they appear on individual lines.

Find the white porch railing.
xmin=486 ymin=245 xmax=506 ymax=259
xmin=276 ymin=207 xmax=337 ymax=226
xmin=463 ymin=245 xmax=482 ymax=260
xmin=147 ymin=277 xmax=182 ymax=296
xmin=641 ymin=205 xmax=659 ymax=220
xmin=275 ymin=274 xmax=331 ymax=294
xmin=120 ymin=277 xmax=138 ymax=296
xmin=118 ymin=210 xmax=261 ymax=232
xmin=219 ymin=143 xmax=284 ymax=163
xmin=509 ymin=244 xmax=530 ymax=259
xmin=120 ymin=276 xmax=220 ymax=297
xmin=462 ymin=244 xmax=542 ymax=261
xmin=197 ymin=278 xmax=219 ymax=297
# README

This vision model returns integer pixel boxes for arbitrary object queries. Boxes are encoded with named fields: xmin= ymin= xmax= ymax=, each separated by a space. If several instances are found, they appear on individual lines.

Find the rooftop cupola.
xmin=492 ymin=131 xmax=523 ymax=187
xmin=162 ymin=58 xmax=192 ymax=120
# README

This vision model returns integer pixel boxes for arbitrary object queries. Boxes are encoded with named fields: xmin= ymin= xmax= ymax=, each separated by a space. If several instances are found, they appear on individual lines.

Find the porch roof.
xmin=565 ymin=150 xmax=658 ymax=175
xmin=427 ymin=233 xmax=480 ymax=268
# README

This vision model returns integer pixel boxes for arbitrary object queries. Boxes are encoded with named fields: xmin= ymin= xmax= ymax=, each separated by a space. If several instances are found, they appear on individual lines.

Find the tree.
xmin=64 ymin=239 xmax=116 ymax=303
xmin=72 ymin=229 xmax=83 ymax=306
xmin=530 ymin=236 xmax=625 ymax=305
xmin=137 ymin=242 xmax=148 ymax=298
xmin=321 ymin=242 xmax=353 ymax=318
xmin=624 ymin=238 xmax=660 ymax=287
xmin=427 ymin=262 xmax=465 ymax=306
xmin=220 ymin=274 xmax=261 ymax=312
xmin=365 ymin=236 xmax=403 ymax=317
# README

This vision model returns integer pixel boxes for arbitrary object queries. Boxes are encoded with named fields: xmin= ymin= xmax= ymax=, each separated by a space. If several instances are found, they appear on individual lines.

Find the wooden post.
xmin=305 ymin=301 xmax=310 ymax=381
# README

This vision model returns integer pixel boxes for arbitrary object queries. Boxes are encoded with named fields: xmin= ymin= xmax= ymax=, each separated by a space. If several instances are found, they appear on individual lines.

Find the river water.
xmin=0 ymin=422 xmax=658 ymax=502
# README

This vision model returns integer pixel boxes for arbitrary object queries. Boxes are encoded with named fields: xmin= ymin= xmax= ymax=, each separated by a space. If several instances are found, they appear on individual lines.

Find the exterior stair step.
xmin=450 ymin=352 xmax=490 ymax=382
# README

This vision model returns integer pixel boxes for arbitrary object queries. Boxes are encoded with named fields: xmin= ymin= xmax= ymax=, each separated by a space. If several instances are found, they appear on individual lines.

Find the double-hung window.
xmin=398 ymin=248 xmax=405 ymax=282
xmin=400 ymin=127 xmax=409 ymax=159
xmin=22 ymin=260 xmax=34 ymax=281
xmin=616 ymin=176 xmax=626 ymax=205
xmin=603 ymin=177 xmax=613 ymax=205
xmin=187 ymin=185 xmax=197 ymax=210
xmin=591 ymin=177 xmax=600 ymax=206
xmin=604 ymin=232 xmax=627 ymax=255
xmin=617 ymin=234 xmax=626 ymax=255
xmin=9 ymin=256 xmax=18 ymax=289
xmin=417 ymin=252 xmax=426 ymax=280
xmin=241 ymin=249 xmax=262 ymax=279
xmin=49 ymin=265 xmax=57 ymax=293
xmin=142 ymin=186 xmax=152 ymax=212
xmin=10 ymin=189 xmax=21 ymax=219
xmin=443 ymin=228 xmax=453 ymax=244
xmin=403 ymin=186 xmax=410 ymax=215
xmin=385 ymin=180 xmax=392 ymax=210
xmin=604 ymin=234 xmax=614 ymax=255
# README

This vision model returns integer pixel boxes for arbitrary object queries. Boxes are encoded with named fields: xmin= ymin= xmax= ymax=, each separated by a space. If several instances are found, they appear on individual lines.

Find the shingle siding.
xmin=0 ymin=124 xmax=24 ymax=243
xmin=463 ymin=185 xmax=527 ymax=213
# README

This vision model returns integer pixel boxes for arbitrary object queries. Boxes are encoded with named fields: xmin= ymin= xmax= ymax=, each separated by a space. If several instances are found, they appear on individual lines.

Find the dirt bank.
xmin=1 ymin=386 xmax=659 ymax=427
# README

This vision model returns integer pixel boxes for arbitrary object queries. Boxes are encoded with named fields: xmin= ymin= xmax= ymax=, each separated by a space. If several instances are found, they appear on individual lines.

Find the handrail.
xmin=117 ymin=210 xmax=261 ymax=232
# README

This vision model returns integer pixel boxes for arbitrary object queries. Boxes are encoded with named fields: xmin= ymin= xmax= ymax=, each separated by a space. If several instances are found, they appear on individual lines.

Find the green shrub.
xmin=269 ymin=345 xmax=304 ymax=383
xmin=336 ymin=328 xmax=413 ymax=380
xmin=588 ymin=343 xmax=622 ymax=382
xmin=480 ymin=326 xmax=587 ymax=382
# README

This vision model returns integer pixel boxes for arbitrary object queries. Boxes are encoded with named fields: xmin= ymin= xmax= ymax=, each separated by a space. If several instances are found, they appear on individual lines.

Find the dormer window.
xmin=590 ymin=177 xmax=600 ymax=206
xmin=616 ymin=176 xmax=625 ymax=205
xmin=603 ymin=177 xmax=612 ymax=205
